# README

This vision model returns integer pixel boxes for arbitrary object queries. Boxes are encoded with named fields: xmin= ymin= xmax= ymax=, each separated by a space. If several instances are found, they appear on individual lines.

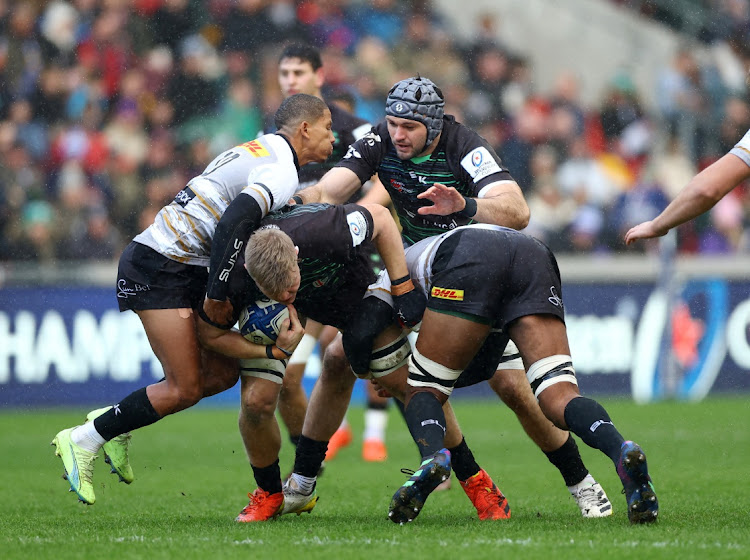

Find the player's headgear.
xmin=385 ymin=76 xmax=445 ymax=145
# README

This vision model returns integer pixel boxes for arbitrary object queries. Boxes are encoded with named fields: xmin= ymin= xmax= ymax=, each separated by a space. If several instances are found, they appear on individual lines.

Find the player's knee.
xmin=170 ymin=384 xmax=203 ymax=412
xmin=489 ymin=370 xmax=533 ymax=412
xmin=407 ymin=346 xmax=461 ymax=397
xmin=527 ymin=355 xmax=577 ymax=400
xmin=241 ymin=392 xmax=278 ymax=423
xmin=369 ymin=332 xmax=411 ymax=379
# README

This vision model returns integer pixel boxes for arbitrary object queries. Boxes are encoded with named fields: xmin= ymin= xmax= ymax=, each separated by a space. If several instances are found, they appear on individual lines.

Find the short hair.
xmin=279 ymin=43 xmax=322 ymax=71
xmin=274 ymin=93 xmax=328 ymax=131
xmin=245 ymin=227 xmax=298 ymax=297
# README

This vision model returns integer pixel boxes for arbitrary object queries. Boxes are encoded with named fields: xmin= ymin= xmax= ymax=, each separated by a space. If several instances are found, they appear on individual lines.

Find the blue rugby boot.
xmin=388 ymin=448 xmax=451 ymax=524
xmin=617 ymin=441 xmax=658 ymax=524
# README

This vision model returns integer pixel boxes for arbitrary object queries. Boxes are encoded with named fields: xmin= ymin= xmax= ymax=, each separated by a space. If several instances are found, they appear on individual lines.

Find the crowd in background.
xmin=2 ymin=0 xmax=750 ymax=263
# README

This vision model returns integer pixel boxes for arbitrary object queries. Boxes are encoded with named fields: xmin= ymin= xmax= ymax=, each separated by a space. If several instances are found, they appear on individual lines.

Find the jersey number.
xmin=202 ymin=151 xmax=240 ymax=176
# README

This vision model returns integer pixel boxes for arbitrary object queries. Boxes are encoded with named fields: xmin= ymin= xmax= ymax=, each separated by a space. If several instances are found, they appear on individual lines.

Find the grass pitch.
xmin=2 ymin=396 xmax=749 ymax=560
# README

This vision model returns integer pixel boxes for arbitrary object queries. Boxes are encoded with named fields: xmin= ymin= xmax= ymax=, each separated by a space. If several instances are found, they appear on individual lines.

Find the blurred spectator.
xmin=58 ymin=204 xmax=121 ymax=261
xmin=1 ymin=0 xmax=750 ymax=261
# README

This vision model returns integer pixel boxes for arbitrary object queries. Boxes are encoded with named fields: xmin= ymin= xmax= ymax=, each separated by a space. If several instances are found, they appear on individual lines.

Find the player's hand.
xmin=202 ymin=297 xmax=235 ymax=326
xmin=624 ymin=220 xmax=669 ymax=245
xmin=417 ymin=183 xmax=465 ymax=216
xmin=391 ymin=276 xmax=426 ymax=329
xmin=276 ymin=305 xmax=305 ymax=355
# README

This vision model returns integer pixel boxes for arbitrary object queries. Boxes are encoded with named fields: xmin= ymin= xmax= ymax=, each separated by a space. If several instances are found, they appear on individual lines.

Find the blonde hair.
xmin=245 ymin=227 xmax=298 ymax=296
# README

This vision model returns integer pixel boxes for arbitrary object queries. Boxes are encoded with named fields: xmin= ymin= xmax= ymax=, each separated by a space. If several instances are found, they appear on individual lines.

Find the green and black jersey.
xmin=228 ymin=203 xmax=377 ymax=330
xmin=336 ymin=115 xmax=515 ymax=245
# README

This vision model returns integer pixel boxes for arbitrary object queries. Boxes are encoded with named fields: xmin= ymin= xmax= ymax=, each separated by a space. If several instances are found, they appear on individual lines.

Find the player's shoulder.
xmin=441 ymin=115 xmax=483 ymax=148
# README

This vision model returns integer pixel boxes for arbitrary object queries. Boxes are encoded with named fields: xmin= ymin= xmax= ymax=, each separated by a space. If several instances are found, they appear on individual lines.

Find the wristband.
xmin=276 ymin=345 xmax=294 ymax=358
xmin=266 ymin=344 xmax=293 ymax=360
xmin=458 ymin=196 xmax=477 ymax=218
xmin=292 ymin=195 xmax=304 ymax=205
xmin=391 ymin=277 xmax=415 ymax=296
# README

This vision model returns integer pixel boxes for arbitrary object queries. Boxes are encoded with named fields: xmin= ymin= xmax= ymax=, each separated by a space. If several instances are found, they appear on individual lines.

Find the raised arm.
xmin=362 ymin=203 xmax=425 ymax=328
xmin=624 ymin=153 xmax=750 ymax=244
xmin=296 ymin=166 xmax=364 ymax=204
xmin=417 ymin=180 xmax=530 ymax=230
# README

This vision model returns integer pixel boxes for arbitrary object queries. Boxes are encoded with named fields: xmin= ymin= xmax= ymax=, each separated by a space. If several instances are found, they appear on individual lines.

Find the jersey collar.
xmin=276 ymin=133 xmax=301 ymax=171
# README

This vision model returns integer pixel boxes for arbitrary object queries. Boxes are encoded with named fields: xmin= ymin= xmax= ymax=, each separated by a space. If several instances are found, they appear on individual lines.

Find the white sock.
xmin=363 ymin=409 xmax=388 ymax=441
xmin=338 ymin=417 xmax=349 ymax=431
xmin=568 ymin=473 xmax=596 ymax=495
xmin=290 ymin=473 xmax=316 ymax=495
xmin=71 ymin=422 xmax=106 ymax=454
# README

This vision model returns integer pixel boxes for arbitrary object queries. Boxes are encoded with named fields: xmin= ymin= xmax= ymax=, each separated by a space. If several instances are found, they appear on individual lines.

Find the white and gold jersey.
xmin=134 ymin=135 xmax=301 ymax=266
xmin=730 ymin=128 xmax=750 ymax=167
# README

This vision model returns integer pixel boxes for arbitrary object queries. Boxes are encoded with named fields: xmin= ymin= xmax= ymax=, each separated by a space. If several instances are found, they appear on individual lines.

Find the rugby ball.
xmin=238 ymin=297 xmax=290 ymax=345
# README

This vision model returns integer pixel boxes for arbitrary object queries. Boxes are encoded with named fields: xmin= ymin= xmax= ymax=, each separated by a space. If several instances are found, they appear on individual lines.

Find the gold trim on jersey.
xmin=183 ymin=213 xmax=208 ymax=246
xmin=191 ymin=189 xmax=222 ymax=221
xmin=247 ymin=184 xmax=271 ymax=214
xmin=734 ymin=145 xmax=750 ymax=157
xmin=161 ymin=213 xmax=192 ymax=254
xmin=239 ymin=140 xmax=271 ymax=157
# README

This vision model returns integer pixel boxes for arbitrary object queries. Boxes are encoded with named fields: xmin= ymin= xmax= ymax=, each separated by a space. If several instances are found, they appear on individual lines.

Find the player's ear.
xmin=294 ymin=245 xmax=299 ymax=256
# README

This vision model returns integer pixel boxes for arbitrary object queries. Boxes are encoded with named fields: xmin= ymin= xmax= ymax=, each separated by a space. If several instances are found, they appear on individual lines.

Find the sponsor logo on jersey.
xmin=431 ymin=287 xmax=464 ymax=301
xmin=173 ymin=186 xmax=196 ymax=208
xmin=390 ymin=179 xmax=407 ymax=192
xmin=344 ymin=146 xmax=361 ymax=159
xmin=347 ymin=210 xmax=369 ymax=247
xmin=548 ymin=286 xmax=563 ymax=308
xmin=362 ymin=131 xmax=381 ymax=145
xmin=240 ymin=140 xmax=270 ymax=157
xmin=460 ymin=147 xmax=502 ymax=183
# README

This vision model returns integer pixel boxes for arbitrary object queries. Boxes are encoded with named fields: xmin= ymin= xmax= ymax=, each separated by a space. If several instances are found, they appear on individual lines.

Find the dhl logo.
xmin=431 ymin=287 xmax=464 ymax=301
xmin=240 ymin=140 xmax=270 ymax=157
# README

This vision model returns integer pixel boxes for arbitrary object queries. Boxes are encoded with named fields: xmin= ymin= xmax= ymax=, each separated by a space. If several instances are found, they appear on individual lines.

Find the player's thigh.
xmin=507 ymin=314 xmax=571 ymax=368
xmin=137 ymin=308 xmax=202 ymax=387
xmin=416 ymin=309 xmax=490 ymax=370
xmin=200 ymin=347 xmax=239 ymax=397
xmin=318 ymin=324 xmax=339 ymax=353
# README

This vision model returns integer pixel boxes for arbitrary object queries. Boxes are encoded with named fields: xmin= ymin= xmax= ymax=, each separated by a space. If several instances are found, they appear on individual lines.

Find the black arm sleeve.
xmin=206 ymin=194 xmax=264 ymax=301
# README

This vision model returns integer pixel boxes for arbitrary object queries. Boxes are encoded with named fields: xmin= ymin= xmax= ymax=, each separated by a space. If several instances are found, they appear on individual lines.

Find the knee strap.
xmin=527 ymin=355 xmax=577 ymax=398
xmin=407 ymin=346 xmax=462 ymax=396
xmin=369 ymin=332 xmax=411 ymax=379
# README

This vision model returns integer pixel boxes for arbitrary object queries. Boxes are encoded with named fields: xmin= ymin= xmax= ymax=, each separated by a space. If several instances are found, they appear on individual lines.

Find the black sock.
xmin=404 ymin=392 xmax=446 ymax=458
xmin=448 ymin=437 xmax=480 ymax=481
xmin=252 ymin=459 xmax=282 ymax=494
xmin=563 ymin=396 xmax=625 ymax=465
xmin=394 ymin=397 xmax=423 ymax=459
xmin=93 ymin=387 xmax=161 ymax=441
xmin=293 ymin=435 xmax=328 ymax=478
xmin=545 ymin=434 xmax=589 ymax=487
xmin=289 ymin=434 xmax=300 ymax=447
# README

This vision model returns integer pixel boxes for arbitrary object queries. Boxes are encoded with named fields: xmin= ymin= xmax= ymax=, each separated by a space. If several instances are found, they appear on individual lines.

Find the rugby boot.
xmin=324 ymin=424 xmax=352 ymax=461
xmin=459 ymin=468 xmax=511 ymax=520
xmin=388 ymin=448 xmax=451 ymax=524
xmin=86 ymin=407 xmax=134 ymax=484
xmin=362 ymin=438 xmax=387 ymax=462
xmin=617 ymin=441 xmax=658 ymax=524
xmin=281 ymin=476 xmax=319 ymax=515
xmin=235 ymin=488 xmax=284 ymax=522
xmin=51 ymin=427 xmax=98 ymax=505
xmin=570 ymin=477 xmax=613 ymax=518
